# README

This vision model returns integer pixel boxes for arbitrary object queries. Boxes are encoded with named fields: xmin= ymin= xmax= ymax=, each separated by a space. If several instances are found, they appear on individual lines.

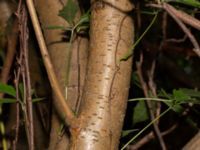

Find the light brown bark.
xmin=70 ymin=0 xmax=134 ymax=149
xmin=182 ymin=132 xmax=200 ymax=150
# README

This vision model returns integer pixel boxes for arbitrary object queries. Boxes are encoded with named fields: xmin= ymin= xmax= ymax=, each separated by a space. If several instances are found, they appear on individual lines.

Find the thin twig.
xmin=148 ymin=3 xmax=200 ymax=30
xmin=127 ymin=124 xmax=177 ymax=150
xmin=163 ymin=3 xmax=200 ymax=57
xmin=148 ymin=3 xmax=200 ymax=57
xmin=25 ymin=0 xmax=76 ymax=126
xmin=13 ymin=72 xmax=20 ymax=150
xmin=147 ymin=61 xmax=161 ymax=118
xmin=22 ymin=6 xmax=34 ymax=150
xmin=18 ymin=4 xmax=34 ymax=150
xmin=136 ymin=54 xmax=167 ymax=150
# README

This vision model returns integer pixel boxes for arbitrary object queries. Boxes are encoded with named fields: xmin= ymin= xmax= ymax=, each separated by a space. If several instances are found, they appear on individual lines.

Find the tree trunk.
xmin=70 ymin=0 xmax=134 ymax=149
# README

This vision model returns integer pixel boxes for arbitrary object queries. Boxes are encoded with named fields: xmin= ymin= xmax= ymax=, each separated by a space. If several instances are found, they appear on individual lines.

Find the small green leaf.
xmin=0 ymin=98 xmax=16 ymax=104
xmin=0 ymin=83 xmax=16 ymax=97
xmin=19 ymin=83 xmax=24 ymax=98
xmin=173 ymin=89 xmax=191 ymax=104
xmin=122 ymin=129 xmax=139 ymax=137
xmin=166 ymin=0 xmax=200 ymax=8
xmin=75 ymin=12 xmax=90 ymax=32
xmin=58 ymin=0 xmax=78 ymax=25
xmin=133 ymin=101 xmax=149 ymax=124
xmin=180 ymin=88 xmax=200 ymax=98
xmin=164 ymin=100 xmax=184 ymax=113
xmin=32 ymin=98 xmax=45 ymax=103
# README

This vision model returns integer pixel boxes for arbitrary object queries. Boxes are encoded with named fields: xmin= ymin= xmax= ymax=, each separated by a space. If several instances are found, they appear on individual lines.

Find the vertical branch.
xmin=13 ymin=73 xmax=20 ymax=150
xmin=136 ymin=54 xmax=167 ymax=150
xmin=17 ymin=4 xmax=34 ymax=150
xmin=26 ymin=0 xmax=76 ymax=127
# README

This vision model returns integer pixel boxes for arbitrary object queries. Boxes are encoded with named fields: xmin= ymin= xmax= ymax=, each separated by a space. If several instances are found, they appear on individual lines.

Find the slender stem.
xmin=25 ymin=0 xmax=76 ymax=126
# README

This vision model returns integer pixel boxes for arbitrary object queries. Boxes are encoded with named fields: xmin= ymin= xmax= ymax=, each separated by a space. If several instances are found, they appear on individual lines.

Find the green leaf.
xmin=164 ymin=100 xmax=184 ymax=113
xmin=0 ymin=83 xmax=16 ymax=97
xmin=58 ymin=0 xmax=78 ymax=25
xmin=19 ymin=83 xmax=24 ymax=98
xmin=0 ymin=98 xmax=16 ymax=104
xmin=133 ymin=101 xmax=149 ymax=124
xmin=75 ymin=12 xmax=90 ymax=32
xmin=122 ymin=129 xmax=139 ymax=137
xmin=179 ymin=88 xmax=200 ymax=98
xmin=32 ymin=98 xmax=45 ymax=103
xmin=173 ymin=89 xmax=191 ymax=104
xmin=166 ymin=0 xmax=200 ymax=8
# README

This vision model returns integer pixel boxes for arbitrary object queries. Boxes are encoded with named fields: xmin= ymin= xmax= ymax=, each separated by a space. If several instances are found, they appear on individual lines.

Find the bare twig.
xmin=127 ymin=124 xmax=177 ymax=150
xmin=147 ymin=61 xmax=161 ymax=118
xmin=17 ymin=5 xmax=34 ymax=150
xmin=25 ymin=0 xmax=76 ymax=126
xmin=148 ymin=3 xmax=200 ymax=30
xmin=12 ymin=72 xmax=20 ymax=150
xmin=162 ymin=12 xmax=168 ymax=41
xmin=136 ymin=54 xmax=167 ymax=150
xmin=148 ymin=3 xmax=200 ymax=57
xmin=163 ymin=3 xmax=200 ymax=57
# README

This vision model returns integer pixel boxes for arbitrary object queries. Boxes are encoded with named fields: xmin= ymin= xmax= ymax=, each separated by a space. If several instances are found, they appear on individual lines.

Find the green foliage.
xmin=121 ymin=107 xmax=171 ymax=150
xmin=0 ymin=82 xmax=44 ymax=104
xmin=0 ymin=83 xmax=16 ymax=97
xmin=121 ymin=129 xmax=139 ymax=138
xmin=133 ymin=101 xmax=149 ymax=124
xmin=75 ymin=11 xmax=90 ymax=33
xmin=47 ymin=9 xmax=90 ymax=43
xmin=58 ymin=0 xmax=78 ymax=25
xmin=0 ymin=98 xmax=16 ymax=104
xmin=122 ymin=88 xmax=200 ymax=149
xmin=159 ymin=88 xmax=200 ymax=113
xmin=165 ymin=0 xmax=200 ymax=8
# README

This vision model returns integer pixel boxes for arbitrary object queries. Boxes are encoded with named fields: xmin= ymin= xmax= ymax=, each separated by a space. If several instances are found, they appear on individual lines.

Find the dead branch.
xmin=127 ymin=124 xmax=177 ymax=150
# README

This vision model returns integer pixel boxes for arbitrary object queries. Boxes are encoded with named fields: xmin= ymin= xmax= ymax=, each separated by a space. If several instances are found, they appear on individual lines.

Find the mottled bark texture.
xmin=70 ymin=0 xmax=134 ymax=149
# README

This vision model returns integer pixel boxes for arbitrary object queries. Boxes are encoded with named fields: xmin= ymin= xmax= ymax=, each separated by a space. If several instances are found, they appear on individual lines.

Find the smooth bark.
xmin=70 ymin=0 xmax=134 ymax=149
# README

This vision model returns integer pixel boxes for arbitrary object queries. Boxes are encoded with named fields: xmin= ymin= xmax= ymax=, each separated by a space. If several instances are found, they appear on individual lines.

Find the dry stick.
xmin=136 ymin=54 xmax=167 ymax=150
xmin=147 ymin=61 xmax=161 ymax=118
xmin=148 ymin=3 xmax=200 ymax=31
xmin=13 ymin=72 xmax=20 ymax=150
xmin=149 ymin=3 xmax=200 ymax=57
xmin=128 ymin=124 xmax=177 ymax=150
xmin=165 ymin=4 xmax=200 ymax=31
xmin=20 ymin=6 xmax=34 ymax=150
xmin=18 ymin=4 xmax=32 ymax=149
xmin=25 ymin=0 xmax=76 ymax=126
xmin=163 ymin=3 xmax=200 ymax=57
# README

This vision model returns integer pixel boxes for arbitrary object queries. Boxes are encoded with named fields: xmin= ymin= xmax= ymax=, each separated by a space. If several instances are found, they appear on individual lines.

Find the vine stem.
xmin=25 ymin=0 xmax=76 ymax=126
xmin=121 ymin=107 xmax=171 ymax=150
